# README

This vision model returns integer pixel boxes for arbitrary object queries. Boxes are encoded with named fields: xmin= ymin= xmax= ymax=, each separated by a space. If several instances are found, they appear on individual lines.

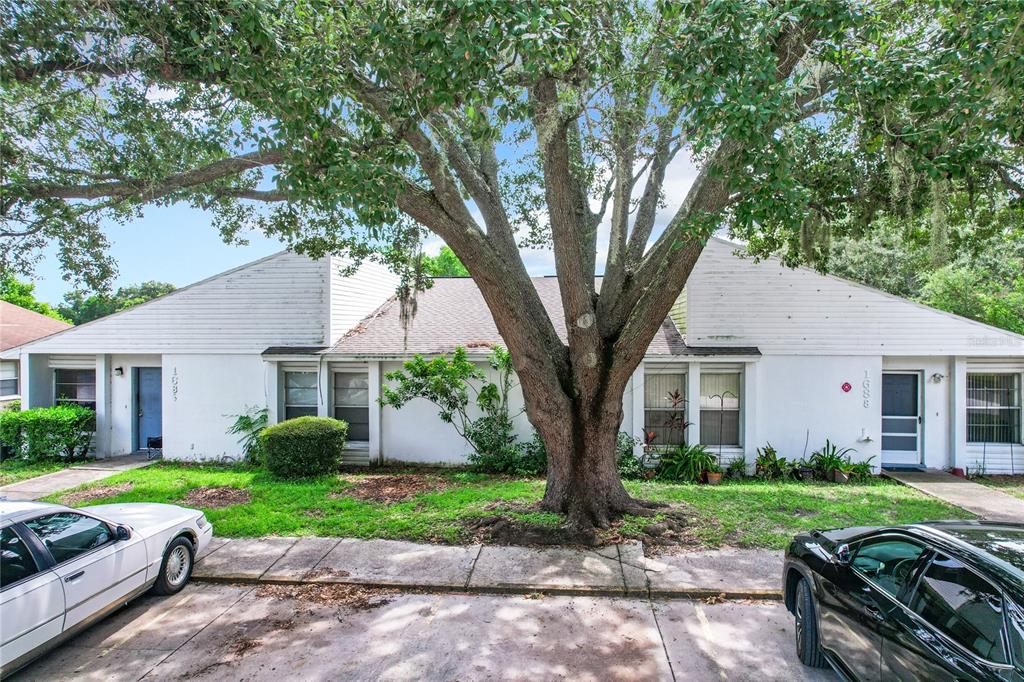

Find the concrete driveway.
xmin=11 ymin=584 xmax=836 ymax=681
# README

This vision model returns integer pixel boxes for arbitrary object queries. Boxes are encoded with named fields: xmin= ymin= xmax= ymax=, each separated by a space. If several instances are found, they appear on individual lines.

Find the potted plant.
xmin=793 ymin=458 xmax=816 ymax=481
xmin=704 ymin=462 xmax=723 ymax=485
xmin=810 ymin=440 xmax=857 ymax=483
xmin=726 ymin=457 xmax=746 ymax=480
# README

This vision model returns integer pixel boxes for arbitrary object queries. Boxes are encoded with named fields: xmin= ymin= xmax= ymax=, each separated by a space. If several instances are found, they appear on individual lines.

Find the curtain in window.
xmin=700 ymin=372 xmax=741 ymax=446
xmin=644 ymin=373 xmax=686 ymax=446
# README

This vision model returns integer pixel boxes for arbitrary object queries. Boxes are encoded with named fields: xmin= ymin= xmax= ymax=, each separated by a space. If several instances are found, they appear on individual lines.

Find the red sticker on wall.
xmin=841 ymin=382 xmax=852 ymax=393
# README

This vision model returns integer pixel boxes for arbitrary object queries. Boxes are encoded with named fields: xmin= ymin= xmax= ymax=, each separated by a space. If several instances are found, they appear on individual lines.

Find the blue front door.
xmin=136 ymin=368 xmax=162 ymax=450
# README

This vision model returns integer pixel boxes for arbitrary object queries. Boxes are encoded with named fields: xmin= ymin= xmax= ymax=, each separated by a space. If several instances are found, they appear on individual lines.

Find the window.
xmin=54 ymin=368 xmax=96 ymax=411
xmin=0 ymin=363 xmax=16 ymax=396
xmin=644 ymin=373 xmax=687 ymax=446
xmin=908 ymin=555 xmax=1008 ymax=664
xmin=1009 ymin=600 xmax=1024 ymax=671
xmin=850 ymin=536 xmax=928 ymax=598
xmin=700 ymin=372 xmax=741 ymax=446
xmin=24 ymin=512 xmax=113 ymax=565
xmin=283 ymin=371 xmax=318 ymax=420
xmin=334 ymin=372 xmax=370 ymax=441
xmin=968 ymin=373 xmax=1021 ymax=444
xmin=1 ymin=527 xmax=38 ymax=588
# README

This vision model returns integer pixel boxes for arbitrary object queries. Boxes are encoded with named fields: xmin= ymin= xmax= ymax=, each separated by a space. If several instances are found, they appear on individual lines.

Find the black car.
xmin=783 ymin=521 xmax=1024 ymax=681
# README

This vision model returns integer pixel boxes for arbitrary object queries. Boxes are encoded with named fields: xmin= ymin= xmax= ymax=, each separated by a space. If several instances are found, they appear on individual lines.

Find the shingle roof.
xmin=329 ymin=277 xmax=755 ymax=358
xmin=0 ymin=301 xmax=71 ymax=352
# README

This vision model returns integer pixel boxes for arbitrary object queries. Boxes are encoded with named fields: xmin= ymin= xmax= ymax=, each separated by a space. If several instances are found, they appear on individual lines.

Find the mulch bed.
xmin=182 ymin=486 xmax=251 ymax=509
xmin=62 ymin=482 xmax=133 ymax=505
xmin=255 ymin=583 xmax=394 ymax=610
xmin=336 ymin=474 xmax=450 ymax=503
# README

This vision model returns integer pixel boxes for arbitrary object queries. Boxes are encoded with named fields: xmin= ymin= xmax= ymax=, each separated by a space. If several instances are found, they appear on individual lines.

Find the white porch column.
xmin=742 ymin=360 xmax=758 ymax=471
xmin=368 ymin=361 xmax=382 ymax=464
xmin=317 ymin=360 xmax=330 ymax=418
xmin=93 ymin=354 xmax=112 ymax=457
xmin=265 ymin=361 xmax=280 ymax=424
xmin=951 ymin=356 xmax=968 ymax=470
xmin=630 ymin=367 xmax=645 ymax=458
xmin=686 ymin=362 xmax=701 ymax=445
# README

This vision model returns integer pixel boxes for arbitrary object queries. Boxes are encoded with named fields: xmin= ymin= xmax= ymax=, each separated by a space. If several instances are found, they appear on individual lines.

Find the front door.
xmin=881 ymin=372 xmax=922 ymax=467
xmin=135 ymin=367 xmax=162 ymax=450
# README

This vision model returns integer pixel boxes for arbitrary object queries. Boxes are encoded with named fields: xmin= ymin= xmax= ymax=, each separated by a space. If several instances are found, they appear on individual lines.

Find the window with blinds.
xmin=54 ymin=368 xmax=96 ymax=411
xmin=283 ymin=371 xmax=318 ymax=420
xmin=699 ymin=372 xmax=741 ymax=446
xmin=334 ymin=372 xmax=370 ymax=441
xmin=644 ymin=373 xmax=687 ymax=446
xmin=0 ymin=363 xmax=17 ymax=396
xmin=967 ymin=373 xmax=1021 ymax=444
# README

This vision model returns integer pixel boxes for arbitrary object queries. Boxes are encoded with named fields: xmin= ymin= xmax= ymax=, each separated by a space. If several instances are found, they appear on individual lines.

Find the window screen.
xmin=283 ymin=371 xmax=318 ymax=420
xmin=54 ymin=368 xmax=96 ymax=411
xmin=334 ymin=372 xmax=370 ymax=441
xmin=700 ymin=372 xmax=741 ymax=446
xmin=644 ymin=373 xmax=686 ymax=446
xmin=967 ymin=373 xmax=1021 ymax=444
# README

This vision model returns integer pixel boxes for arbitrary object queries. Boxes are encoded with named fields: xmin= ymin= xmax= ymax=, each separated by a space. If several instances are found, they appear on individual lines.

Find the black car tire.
xmin=795 ymin=577 xmax=828 ymax=668
xmin=151 ymin=536 xmax=194 ymax=596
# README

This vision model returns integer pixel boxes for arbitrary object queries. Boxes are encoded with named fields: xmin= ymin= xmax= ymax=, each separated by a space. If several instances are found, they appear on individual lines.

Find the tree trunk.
xmin=526 ymin=361 xmax=659 ymax=532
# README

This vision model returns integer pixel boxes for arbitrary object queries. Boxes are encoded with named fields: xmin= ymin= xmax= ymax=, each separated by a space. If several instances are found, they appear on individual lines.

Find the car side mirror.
xmin=116 ymin=525 xmax=131 ymax=542
xmin=834 ymin=543 xmax=852 ymax=566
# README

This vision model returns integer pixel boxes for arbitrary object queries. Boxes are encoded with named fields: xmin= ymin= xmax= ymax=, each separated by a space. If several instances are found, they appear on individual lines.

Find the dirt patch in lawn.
xmin=182 ymin=486 xmax=251 ymax=509
xmin=255 ymin=583 xmax=393 ymax=610
xmin=62 ymin=482 xmax=133 ymax=505
xmin=337 ymin=474 xmax=450 ymax=503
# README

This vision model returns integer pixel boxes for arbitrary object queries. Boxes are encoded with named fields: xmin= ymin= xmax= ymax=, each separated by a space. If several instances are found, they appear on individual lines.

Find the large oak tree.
xmin=2 ymin=0 xmax=1021 ymax=528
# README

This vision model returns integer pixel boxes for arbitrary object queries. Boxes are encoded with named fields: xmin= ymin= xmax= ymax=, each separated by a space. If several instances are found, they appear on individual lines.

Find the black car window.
xmin=24 ymin=512 xmax=112 ymax=564
xmin=851 ymin=537 xmax=928 ymax=598
xmin=1007 ymin=601 xmax=1023 ymax=671
xmin=1 ymin=527 xmax=39 ymax=588
xmin=908 ymin=555 xmax=1008 ymax=664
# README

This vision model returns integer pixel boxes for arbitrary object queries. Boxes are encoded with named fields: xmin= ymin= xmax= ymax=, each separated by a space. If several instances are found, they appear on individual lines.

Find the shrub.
xmin=658 ymin=443 xmax=715 ymax=482
xmin=467 ymin=423 xmax=547 ymax=476
xmin=755 ymin=443 xmax=789 ymax=480
xmin=0 ymin=404 xmax=95 ymax=461
xmin=226 ymin=406 xmax=269 ymax=465
xmin=810 ymin=439 xmax=857 ymax=480
xmin=726 ymin=457 xmax=747 ymax=478
xmin=616 ymin=433 xmax=645 ymax=480
xmin=260 ymin=416 xmax=347 ymax=479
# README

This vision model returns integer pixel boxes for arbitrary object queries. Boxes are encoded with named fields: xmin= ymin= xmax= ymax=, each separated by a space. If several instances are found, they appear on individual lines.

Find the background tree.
xmin=0 ymin=274 xmax=68 ymax=322
xmin=2 ymin=1 xmax=1021 ymax=530
xmin=422 ymin=246 xmax=470 ymax=277
xmin=58 ymin=281 xmax=176 ymax=325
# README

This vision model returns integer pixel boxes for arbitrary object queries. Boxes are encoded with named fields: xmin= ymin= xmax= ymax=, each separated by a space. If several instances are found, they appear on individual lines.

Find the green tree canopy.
xmin=422 ymin=246 xmax=470 ymax=277
xmin=3 ymin=1 xmax=1021 ymax=529
xmin=57 ymin=281 xmax=175 ymax=325
xmin=0 ymin=274 xmax=68 ymax=322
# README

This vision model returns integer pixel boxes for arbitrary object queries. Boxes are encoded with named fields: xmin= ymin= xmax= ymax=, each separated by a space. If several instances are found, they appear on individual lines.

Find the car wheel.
xmin=794 ymin=577 xmax=828 ymax=668
xmin=152 ymin=536 xmax=194 ymax=596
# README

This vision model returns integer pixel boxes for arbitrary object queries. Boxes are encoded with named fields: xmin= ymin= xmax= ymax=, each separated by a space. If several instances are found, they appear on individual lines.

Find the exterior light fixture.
xmin=930 ymin=373 xmax=945 ymax=383
xmin=114 ymin=367 xmax=124 ymax=376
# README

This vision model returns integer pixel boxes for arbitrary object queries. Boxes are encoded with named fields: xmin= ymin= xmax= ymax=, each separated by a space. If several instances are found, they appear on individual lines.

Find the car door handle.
xmin=864 ymin=604 xmax=885 ymax=622
xmin=64 ymin=570 xmax=85 ymax=582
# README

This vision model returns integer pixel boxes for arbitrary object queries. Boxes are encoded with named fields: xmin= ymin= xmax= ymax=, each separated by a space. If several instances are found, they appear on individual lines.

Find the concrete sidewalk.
xmin=193 ymin=536 xmax=783 ymax=599
xmin=0 ymin=454 xmax=154 ymax=501
xmin=884 ymin=469 xmax=1024 ymax=523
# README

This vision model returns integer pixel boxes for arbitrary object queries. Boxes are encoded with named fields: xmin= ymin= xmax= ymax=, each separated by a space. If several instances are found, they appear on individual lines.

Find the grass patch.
xmin=977 ymin=475 xmax=1024 ymax=501
xmin=0 ymin=459 xmax=74 ymax=486
xmin=48 ymin=462 xmax=972 ymax=549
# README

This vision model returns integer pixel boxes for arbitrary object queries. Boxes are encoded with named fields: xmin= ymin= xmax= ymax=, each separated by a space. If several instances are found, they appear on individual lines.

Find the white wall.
xmin=379 ymin=360 xmax=533 ymax=465
xmin=161 ymin=354 xmax=271 ymax=461
xmin=688 ymin=238 xmax=1024 ymax=356
xmin=754 ymin=355 xmax=883 ymax=467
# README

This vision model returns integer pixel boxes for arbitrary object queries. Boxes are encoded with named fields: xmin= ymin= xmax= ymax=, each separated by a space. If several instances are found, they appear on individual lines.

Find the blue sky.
xmin=29 ymin=154 xmax=699 ymax=306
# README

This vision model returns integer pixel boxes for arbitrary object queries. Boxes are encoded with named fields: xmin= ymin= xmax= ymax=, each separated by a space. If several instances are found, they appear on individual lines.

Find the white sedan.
xmin=0 ymin=500 xmax=212 ymax=678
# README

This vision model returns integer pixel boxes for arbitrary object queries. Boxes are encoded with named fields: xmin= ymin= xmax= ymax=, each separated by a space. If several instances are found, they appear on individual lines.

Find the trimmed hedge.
xmin=0 ymin=404 xmax=95 ymax=461
xmin=260 ymin=416 xmax=347 ymax=479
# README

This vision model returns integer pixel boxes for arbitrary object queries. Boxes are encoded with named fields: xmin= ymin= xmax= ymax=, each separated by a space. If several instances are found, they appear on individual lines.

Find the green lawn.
xmin=47 ymin=463 xmax=973 ymax=550
xmin=977 ymin=475 xmax=1024 ymax=501
xmin=0 ymin=459 xmax=73 ymax=486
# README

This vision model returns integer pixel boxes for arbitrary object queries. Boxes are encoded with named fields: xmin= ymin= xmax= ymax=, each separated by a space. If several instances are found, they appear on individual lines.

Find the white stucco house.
xmin=2 ymin=238 xmax=1023 ymax=473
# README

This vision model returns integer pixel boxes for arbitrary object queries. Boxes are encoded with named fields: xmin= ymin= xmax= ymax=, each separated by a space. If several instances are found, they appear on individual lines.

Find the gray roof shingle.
xmin=328 ymin=277 xmax=755 ymax=358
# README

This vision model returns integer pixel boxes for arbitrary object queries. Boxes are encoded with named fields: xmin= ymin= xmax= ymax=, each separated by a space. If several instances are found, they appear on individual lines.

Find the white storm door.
xmin=881 ymin=372 xmax=922 ymax=466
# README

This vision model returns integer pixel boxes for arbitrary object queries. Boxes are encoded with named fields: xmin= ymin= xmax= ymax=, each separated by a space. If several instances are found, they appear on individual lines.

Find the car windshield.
xmin=933 ymin=525 xmax=1024 ymax=572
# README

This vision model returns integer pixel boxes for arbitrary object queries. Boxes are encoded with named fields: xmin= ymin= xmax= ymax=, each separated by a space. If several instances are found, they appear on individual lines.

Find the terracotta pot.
xmin=950 ymin=467 xmax=966 ymax=478
xmin=705 ymin=471 xmax=722 ymax=485
xmin=643 ymin=469 xmax=657 ymax=480
xmin=831 ymin=469 xmax=850 ymax=484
